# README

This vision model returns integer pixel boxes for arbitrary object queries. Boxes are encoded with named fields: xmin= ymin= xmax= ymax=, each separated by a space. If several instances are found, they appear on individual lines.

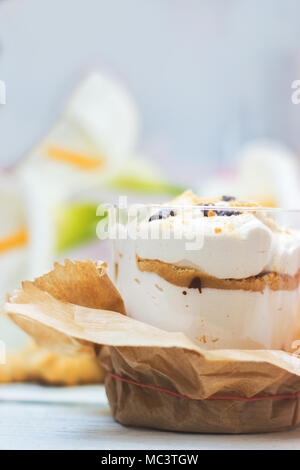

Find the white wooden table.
xmin=1 ymin=384 xmax=300 ymax=450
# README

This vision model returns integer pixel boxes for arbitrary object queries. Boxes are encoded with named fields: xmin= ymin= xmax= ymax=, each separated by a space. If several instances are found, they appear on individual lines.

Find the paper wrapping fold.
xmin=4 ymin=260 xmax=300 ymax=433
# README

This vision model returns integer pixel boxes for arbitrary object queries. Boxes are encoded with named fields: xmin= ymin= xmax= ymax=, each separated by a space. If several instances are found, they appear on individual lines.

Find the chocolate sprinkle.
xmin=216 ymin=210 xmax=241 ymax=217
xmin=188 ymin=277 xmax=202 ymax=293
xmin=182 ymin=290 xmax=187 ymax=295
xmin=197 ymin=202 xmax=240 ymax=217
xmin=255 ymin=271 xmax=270 ymax=279
xmin=149 ymin=209 xmax=176 ymax=222
xmin=199 ymin=203 xmax=215 ymax=217
xmin=221 ymin=195 xmax=236 ymax=202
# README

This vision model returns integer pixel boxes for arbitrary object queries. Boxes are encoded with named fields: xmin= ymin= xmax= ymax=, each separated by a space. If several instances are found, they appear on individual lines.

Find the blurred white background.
xmin=1 ymin=0 xmax=300 ymax=185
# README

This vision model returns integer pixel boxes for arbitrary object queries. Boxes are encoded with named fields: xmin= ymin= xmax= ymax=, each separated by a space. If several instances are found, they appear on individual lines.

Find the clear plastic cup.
xmin=112 ymin=203 xmax=300 ymax=351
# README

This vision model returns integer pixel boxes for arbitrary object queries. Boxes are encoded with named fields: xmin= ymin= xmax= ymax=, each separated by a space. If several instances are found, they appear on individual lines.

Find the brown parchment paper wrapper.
xmin=4 ymin=260 xmax=300 ymax=433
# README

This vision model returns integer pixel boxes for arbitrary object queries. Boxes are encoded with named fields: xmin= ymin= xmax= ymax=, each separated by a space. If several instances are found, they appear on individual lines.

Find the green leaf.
xmin=55 ymin=203 xmax=106 ymax=253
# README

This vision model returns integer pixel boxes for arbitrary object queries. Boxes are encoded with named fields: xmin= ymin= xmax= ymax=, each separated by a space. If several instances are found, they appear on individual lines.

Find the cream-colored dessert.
xmin=113 ymin=191 xmax=300 ymax=350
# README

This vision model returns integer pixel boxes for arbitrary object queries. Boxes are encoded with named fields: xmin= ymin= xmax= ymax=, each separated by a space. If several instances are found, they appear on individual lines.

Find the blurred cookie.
xmin=0 ymin=341 xmax=104 ymax=386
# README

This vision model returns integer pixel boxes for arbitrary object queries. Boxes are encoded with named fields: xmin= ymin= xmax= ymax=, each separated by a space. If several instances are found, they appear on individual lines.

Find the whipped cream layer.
xmin=114 ymin=238 xmax=300 ymax=350
xmin=135 ymin=202 xmax=300 ymax=279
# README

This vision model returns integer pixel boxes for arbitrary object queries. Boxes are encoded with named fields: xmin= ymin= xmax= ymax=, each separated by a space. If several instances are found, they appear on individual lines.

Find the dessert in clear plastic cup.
xmin=112 ymin=191 xmax=300 ymax=351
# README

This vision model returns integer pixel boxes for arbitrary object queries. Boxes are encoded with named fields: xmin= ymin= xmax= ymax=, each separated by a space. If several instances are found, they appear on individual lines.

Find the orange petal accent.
xmin=47 ymin=146 xmax=105 ymax=170
xmin=0 ymin=228 xmax=28 ymax=254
